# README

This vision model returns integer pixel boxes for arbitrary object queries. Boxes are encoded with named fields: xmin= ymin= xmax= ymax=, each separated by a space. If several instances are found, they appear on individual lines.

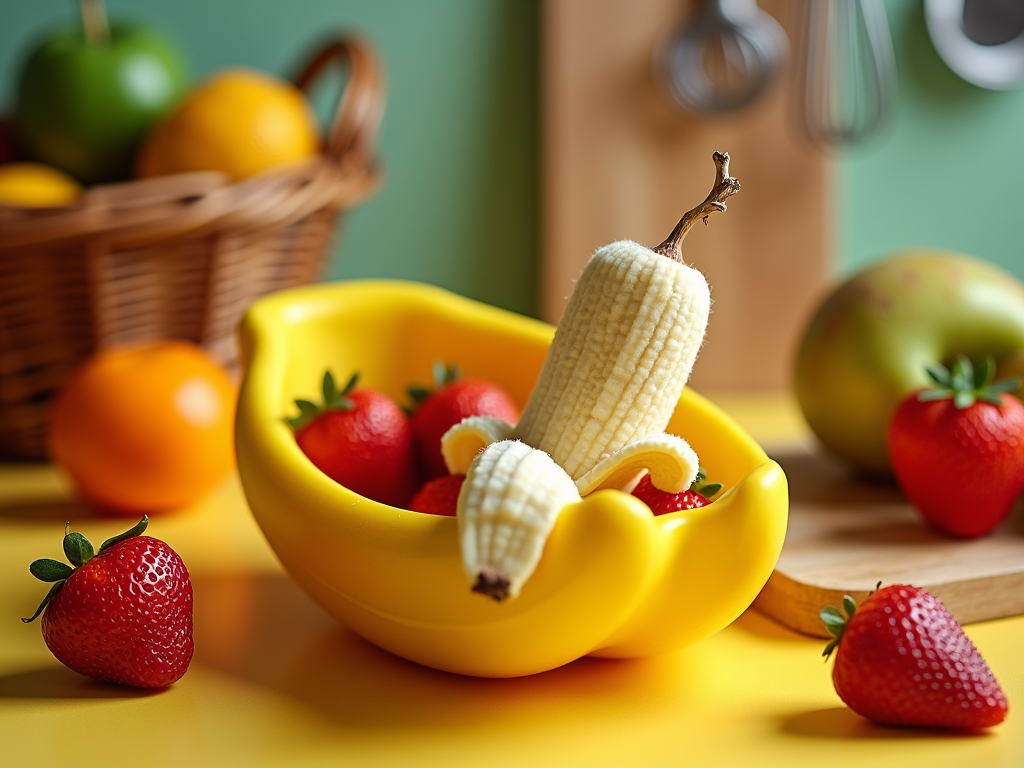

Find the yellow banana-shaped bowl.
xmin=236 ymin=280 xmax=789 ymax=677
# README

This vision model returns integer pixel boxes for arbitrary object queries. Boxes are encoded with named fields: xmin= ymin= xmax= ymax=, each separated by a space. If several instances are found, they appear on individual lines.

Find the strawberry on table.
xmin=887 ymin=355 xmax=1024 ymax=538
xmin=409 ymin=474 xmax=465 ymax=516
xmin=631 ymin=466 xmax=722 ymax=515
xmin=23 ymin=516 xmax=193 ymax=689
xmin=289 ymin=370 xmax=418 ymax=508
xmin=407 ymin=362 xmax=520 ymax=479
xmin=821 ymin=584 xmax=1008 ymax=730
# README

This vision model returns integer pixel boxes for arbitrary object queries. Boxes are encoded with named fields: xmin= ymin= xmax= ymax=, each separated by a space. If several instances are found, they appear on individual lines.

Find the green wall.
xmin=0 ymin=0 xmax=540 ymax=317
xmin=840 ymin=0 xmax=1024 ymax=279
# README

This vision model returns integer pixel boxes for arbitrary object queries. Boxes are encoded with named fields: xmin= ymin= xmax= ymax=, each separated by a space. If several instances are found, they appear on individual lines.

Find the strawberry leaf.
xmin=916 ymin=357 xmax=1019 ymax=410
xmin=989 ymin=377 xmax=1022 ymax=393
xmin=925 ymin=364 xmax=952 ymax=388
xmin=29 ymin=558 xmax=73 ymax=582
xmin=699 ymin=482 xmax=723 ymax=498
xmin=407 ymin=385 xmax=431 ymax=404
xmin=21 ymin=582 xmax=65 ymax=624
xmin=63 ymin=531 xmax=94 ymax=567
xmin=951 ymin=356 xmax=973 ymax=392
xmin=974 ymin=355 xmax=995 ymax=389
xmin=843 ymin=594 xmax=857 ymax=619
xmin=98 ymin=516 xmax=149 ymax=553
xmin=820 ymin=594 xmax=858 ymax=658
xmin=322 ymin=370 xmax=338 ymax=403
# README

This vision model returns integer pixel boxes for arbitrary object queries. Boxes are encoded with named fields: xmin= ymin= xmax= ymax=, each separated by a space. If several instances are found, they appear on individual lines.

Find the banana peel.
xmin=235 ymin=280 xmax=788 ymax=677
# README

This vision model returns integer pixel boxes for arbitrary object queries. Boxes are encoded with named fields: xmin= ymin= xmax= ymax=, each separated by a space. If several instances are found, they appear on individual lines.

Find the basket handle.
xmin=293 ymin=34 xmax=385 ymax=169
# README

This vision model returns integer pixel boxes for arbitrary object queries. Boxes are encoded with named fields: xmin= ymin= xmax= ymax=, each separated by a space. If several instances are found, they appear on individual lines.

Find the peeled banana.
xmin=447 ymin=151 xmax=741 ymax=601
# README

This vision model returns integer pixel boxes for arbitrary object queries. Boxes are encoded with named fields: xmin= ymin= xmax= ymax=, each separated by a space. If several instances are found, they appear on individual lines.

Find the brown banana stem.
xmin=653 ymin=151 xmax=740 ymax=263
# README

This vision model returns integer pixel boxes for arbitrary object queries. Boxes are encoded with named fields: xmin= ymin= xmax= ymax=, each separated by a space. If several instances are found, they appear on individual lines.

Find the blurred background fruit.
xmin=794 ymin=251 xmax=1024 ymax=475
xmin=48 ymin=341 xmax=237 ymax=514
xmin=135 ymin=68 xmax=319 ymax=181
xmin=14 ymin=0 xmax=187 ymax=184
xmin=0 ymin=161 xmax=81 ymax=206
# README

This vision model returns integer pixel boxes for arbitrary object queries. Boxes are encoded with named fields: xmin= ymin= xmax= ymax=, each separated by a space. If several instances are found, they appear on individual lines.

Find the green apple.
xmin=15 ymin=3 xmax=186 ymax=184
xmin=794 ymin=250 xmax=1024 ymax=476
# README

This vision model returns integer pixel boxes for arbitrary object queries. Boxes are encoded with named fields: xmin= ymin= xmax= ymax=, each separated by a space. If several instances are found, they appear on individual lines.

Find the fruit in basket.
xmin=631 ymin=467 xmax=722 ymax=515
xmin=407 ymin=362 xmax=520 ymax=479
xmin=135 ymin=68 xmax=319 ymax=181
xmin=288 ymin=371 xmax=418 ymax=508
xmin=0 ymin=162 xmax=81 ymax=207
xmin=14 ymin=0 xmax=187 ymax=184
xmin=441 ymin=152 xmax=737 ymax=601
xmin=795 ymin=251 xmax=1024 ymax=475
xmin=22 ymin=516 xmax=193 ymax=689
xmin=888 ymin=356 xmax=1024 ymax=538
xmin=48 ymin=341 xmax=236 ymax=514
xmin=821 ymin=584 xmax=1008 ymax=729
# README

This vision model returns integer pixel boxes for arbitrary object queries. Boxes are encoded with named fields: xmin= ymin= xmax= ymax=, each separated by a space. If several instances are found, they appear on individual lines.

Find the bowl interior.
xmin=246 ymin=280 xmax=766 ymax=497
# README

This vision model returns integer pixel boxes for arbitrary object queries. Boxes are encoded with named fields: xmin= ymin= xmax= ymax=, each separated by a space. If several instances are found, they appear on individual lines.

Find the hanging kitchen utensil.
xmin=797 ymin=0 xmax=898 ymax=148
xmin=662 ymin=0 xmax=788 ymax=114
xmin=925 ymin=0 xmax=1024 ymax=89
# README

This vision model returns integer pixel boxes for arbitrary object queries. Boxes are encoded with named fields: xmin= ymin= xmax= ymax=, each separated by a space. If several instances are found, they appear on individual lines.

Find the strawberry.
xmin=290 ymin=371 xmax=418 ymax=507
xmin=409 ymin=474 xmax=465 ymax=516
xmin=821 ymin=584 xmax=1008 ymax=730
xmin=407 ymin=362 xmax=520 ymax=479
xmin=887 ymin=355 xmax=1024 ymax=538
xmin=631 ymin=467 xmax=722 ymax=515
xmin=23 ymin=516 xmax=193 ymax=689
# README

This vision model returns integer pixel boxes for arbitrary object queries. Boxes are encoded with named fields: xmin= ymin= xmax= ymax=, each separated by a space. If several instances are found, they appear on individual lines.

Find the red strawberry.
xmin=23 ymin=516 xmax=193 ymax=689
xmin=290 ymin=371 xmax=418 ymax=507
xmin=821 ymin=584 xmax=1008 ymax=730
xmin=409 ymin=474 xmax=465 ymax=516
xmin=407 ymin=362 xmax=520 ymax=479
xmin=888 ymin=356 xmax=1024 ymax=538
xmin=631 ymin=467 xmax=722 ymax=515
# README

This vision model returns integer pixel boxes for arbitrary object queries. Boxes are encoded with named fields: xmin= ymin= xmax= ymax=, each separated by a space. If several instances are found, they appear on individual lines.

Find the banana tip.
xmin=473 ymin=571 xmax=511 ymax=602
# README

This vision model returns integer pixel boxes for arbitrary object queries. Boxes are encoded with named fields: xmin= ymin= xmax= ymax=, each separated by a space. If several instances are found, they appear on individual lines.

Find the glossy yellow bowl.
xmin=236 ymin=280 xmax=788 ymax=677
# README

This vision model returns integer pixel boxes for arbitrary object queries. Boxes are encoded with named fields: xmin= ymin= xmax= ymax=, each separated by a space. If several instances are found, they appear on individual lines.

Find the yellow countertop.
xmin=1 ymin=391 xmax=1021 ymax=768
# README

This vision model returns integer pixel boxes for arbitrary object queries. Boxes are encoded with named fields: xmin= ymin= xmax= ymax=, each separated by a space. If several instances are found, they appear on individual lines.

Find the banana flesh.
xmin=448 ymin=151 xmax=740 ymax=601
xmin=459 ymin=440 xmax=581 ymax=601
xmin=515 ymin=242 xmax=710 ymax=479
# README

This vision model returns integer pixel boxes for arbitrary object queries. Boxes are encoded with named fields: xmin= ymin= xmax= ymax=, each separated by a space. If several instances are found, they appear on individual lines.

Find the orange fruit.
xmin=0 ymin=162 xmax=81 ymax=207
xmin=49 ymin=341 xmax=237 ymax=514
xmin=135 ymin=68 xmax=319 ymax=181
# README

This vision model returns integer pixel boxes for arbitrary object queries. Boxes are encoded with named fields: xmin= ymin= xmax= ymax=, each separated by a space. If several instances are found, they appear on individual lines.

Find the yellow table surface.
xmin=1 ymin=391 xmax=1021 ymax=768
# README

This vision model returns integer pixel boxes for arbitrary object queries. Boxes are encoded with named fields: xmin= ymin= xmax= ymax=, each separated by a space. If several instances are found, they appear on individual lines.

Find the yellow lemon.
xmin=0 ymin=162 xmax=81 ymax=206
xmin=135 ymin=68 xmax=320 ymax=181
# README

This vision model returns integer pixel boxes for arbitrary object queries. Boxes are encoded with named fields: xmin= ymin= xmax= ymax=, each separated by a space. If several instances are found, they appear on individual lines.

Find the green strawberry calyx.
xmin=22 ymin=516 xmax=149 ymax=623
xmin=287 ymin=370 xmax=359 ymax=431
xmin=690 ymin=466 xmax=722 ymax=500
xmin=819 ymin=594 xmax=858 ymax=659
xmin=820 ymin=581 xmax=884 ymax=658
xmin=920 ymin=355 xmax=1021 ymax=410
xmin=406 ymin=360 xmax=461 ymax=413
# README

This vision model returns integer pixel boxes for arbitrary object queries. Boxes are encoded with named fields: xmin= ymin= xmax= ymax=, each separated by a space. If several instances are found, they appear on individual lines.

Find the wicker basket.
xmin=0 ymin=35 xmax=384 ymax=460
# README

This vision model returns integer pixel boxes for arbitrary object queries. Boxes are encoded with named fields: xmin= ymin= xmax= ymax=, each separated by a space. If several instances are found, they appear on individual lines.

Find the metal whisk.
xmin=662 ymin=0 xmax=788 ymax=114
xmin=797 ymin=0 xmax=899 ymax=147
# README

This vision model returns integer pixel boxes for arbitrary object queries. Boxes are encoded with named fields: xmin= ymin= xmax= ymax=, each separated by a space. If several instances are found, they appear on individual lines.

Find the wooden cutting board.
xmin=754 ymin=444 xmax=1024 ymax=638
xmin=542 ymin=0 xmax=831 ymax=390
